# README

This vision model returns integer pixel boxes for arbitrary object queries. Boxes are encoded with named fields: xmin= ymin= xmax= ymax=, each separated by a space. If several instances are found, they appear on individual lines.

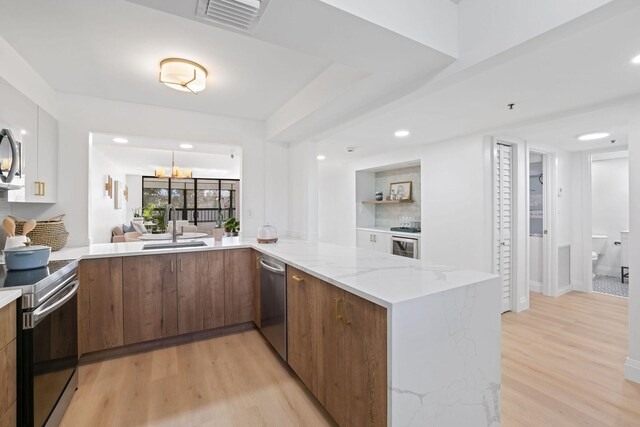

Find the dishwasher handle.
xmin=259 ymin=258 xmax=285 ymax=275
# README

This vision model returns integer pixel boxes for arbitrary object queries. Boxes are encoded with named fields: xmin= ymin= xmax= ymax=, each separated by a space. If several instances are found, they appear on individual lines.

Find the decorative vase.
xmin=375 ymin=191 xmax=383 ymax=201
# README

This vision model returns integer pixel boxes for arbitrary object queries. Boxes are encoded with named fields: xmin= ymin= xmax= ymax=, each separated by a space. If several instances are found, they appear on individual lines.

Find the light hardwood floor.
xmin=503 ymin=291 xmax=640 ymax=427
xmin=61 ymin=331 xmax=335 ymax=427
xmin=62 ymin=291 xmax=640 ymax=426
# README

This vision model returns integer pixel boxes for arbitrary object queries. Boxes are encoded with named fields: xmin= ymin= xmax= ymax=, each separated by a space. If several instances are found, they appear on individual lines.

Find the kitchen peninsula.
xmin=51 ymin=237 xmax=501 ymax=426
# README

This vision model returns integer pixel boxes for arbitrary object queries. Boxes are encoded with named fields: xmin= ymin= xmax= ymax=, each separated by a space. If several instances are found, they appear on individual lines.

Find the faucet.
xmin=165 ymin=204 xmax=179 ymax=243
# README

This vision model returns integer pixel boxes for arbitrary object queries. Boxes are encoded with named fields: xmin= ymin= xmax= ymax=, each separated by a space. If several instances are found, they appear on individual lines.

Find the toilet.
xmin=592 ymin=235 xmax=608 ymax=276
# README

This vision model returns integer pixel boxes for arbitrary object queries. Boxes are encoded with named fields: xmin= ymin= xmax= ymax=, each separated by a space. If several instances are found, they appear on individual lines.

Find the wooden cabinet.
xmin=0 ymin=301 xmax=17 ymax=426
xmin=123 ymin=254 xmax=177 ymax=345
xmin=177 ymin=251 xmax=225 ymax=334
xmin=287 ymin=267 xmax=387 ymax=426
xmin=224 ymin=249 xmax=254 ymax=325
xmin=252 ymin=250 xmax=261 ymax=327
xmin=78 ymin=258 xmax=124 ymax=354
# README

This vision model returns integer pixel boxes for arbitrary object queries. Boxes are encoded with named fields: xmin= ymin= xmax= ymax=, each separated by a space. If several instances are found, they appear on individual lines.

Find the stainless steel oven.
xmin=0 ymin=260 xmax=79 ymax=427
xmin=391 ymin=236 xmax=419 ymax=259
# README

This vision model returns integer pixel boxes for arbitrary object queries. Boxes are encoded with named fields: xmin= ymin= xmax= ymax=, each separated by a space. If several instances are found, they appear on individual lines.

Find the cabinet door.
xmin=224 ymin=249 xmax=254 ymax=325
xmin=0 ymin=340 xmax=16 ymax=420
xmin=344 ymin=292 xmax=388 ymax=426
xmin=123 ymin=254 xmax=177 ymax=344
xmin=177 ymin=251 xmax=225 ymax=335
xmin=356 ymin=230 xmax=373 ymax=250
xmin=316 ymin=282 xmax=348 ymax=426
xmin=78 ymin=258 xmax=123 ymax=354
xmin=373 ymin=232 xmax=391 ymax=253
xmin=253 ymin=250 xmax=261 ymax=327
xmin=35 ymin=107 xmax=58 ymax=203
xmin=287 ymin=268 xmax=319 ymax=396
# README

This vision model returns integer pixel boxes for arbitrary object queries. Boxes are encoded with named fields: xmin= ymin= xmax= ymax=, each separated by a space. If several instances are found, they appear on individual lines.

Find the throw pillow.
xmin=122 ymin=222 xmax=136 ymax=233
xmin=132 ymin=221 xmax=148 ymax=234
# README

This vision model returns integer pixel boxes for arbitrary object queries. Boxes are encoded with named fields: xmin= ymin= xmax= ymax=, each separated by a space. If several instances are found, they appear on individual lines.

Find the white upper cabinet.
xmin=34 ymin=107 xmax=58 ymax=203
xmin=0 ymin=77 xmax=58 ymax=203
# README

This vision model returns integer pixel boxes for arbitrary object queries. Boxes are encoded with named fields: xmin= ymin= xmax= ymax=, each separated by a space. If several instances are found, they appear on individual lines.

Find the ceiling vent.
xmin=196 ymin=0 xmax=270 ymax=33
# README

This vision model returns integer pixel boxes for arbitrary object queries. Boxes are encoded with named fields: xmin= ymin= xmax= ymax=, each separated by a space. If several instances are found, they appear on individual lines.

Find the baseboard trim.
xmin=80 ymin=322 xmax=256 ymax=364
xmin=556 ymin=285 xmax=573 ymax=296
xmin=624 ymin=357 xmax=640 ymax=384
xmin=529 ymin=280 xmax=542 ymax=293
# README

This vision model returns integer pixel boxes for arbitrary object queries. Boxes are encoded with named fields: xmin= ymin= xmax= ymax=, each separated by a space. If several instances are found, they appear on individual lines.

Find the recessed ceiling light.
xmin=113 ymin=137 xmax=129 ymax=144
xmin=20 ymin=129 xmax=26 ymax=135
xmin=394 ymin=130 xmax=410 ymax=138
xmin=317 ymin=155 xmax=326 ymax=161
xmin=578 ymin=132 xmax=610 ymax=141
xmin=180 ymin=143 xmax=193 ymax=149
xmin=631 ymin=54 xmax=640 ymax=64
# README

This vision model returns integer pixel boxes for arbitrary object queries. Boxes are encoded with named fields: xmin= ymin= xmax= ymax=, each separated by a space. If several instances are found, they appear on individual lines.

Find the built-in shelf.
xmin=361 ymin=200 xmax=414 ymax=204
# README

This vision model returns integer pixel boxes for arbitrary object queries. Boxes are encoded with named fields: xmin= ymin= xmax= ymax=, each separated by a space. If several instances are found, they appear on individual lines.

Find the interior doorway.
xmin=528 ymin=151 xmax=546 ymax=294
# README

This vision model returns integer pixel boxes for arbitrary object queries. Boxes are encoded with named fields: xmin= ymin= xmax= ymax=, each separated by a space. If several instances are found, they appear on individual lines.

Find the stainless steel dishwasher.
xmin=258 ymin=255 xmax=287 ymax=361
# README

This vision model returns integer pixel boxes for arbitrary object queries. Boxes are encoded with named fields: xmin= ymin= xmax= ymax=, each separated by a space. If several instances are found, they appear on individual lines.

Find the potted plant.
xmin=224 ymin=217 xmax=240 ymax=237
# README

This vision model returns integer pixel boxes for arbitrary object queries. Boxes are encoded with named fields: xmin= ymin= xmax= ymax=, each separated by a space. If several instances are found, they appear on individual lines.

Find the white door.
xmin=495 ymin=143 xmax=513 ymax=313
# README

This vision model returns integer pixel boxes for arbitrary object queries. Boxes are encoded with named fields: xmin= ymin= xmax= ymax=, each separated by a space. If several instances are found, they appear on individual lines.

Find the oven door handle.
xmin=26 ymin=279 xmax=79 ymax=329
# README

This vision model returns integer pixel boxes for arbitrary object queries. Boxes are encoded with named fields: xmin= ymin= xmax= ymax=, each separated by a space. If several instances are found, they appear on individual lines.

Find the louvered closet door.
xmin=495 ymin=144 xmax=513 ymax=313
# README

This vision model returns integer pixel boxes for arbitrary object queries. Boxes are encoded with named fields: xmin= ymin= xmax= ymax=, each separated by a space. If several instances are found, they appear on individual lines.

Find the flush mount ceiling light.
xmin=179 ymin=143 xmax=193 ymax=149
xmin=159 ymin=58 xmax=208 ymax=94
xmin=631 ymin=54 xmax=640 ymax=64
xmin=578 ymin=132 xmax=610 ymax=141
xmin=316 ymin=155 xmax=326 ymax=161
xmin=394 ymin=130 xmax=410 ymax=138
xmin=113 ymin=137 xmax=128 ymax=144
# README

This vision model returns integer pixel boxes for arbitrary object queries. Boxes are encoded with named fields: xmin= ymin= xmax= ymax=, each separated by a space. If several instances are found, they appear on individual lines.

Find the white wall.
xmin=264 ymin=141 xmax=289 ymax=236
xmin=591 ymin=155 xmax=629 ymax=276
xmin=625 ymin=117 xmax=640 ymax=383
xmin=126 ymin=175 xmax=142 ymax=223
xmin=319 ymin=0 xmax=458 ymax=56
xmin=288 ymin=140 xmax=319 ymax=240
xmin=0 ymin=35 xmax=57 ymax=117
xmin=318 ymin=134 xmax=489 ymax=271
xmin=22 ymin=93 xmax=268 ymax=247
xmin=456 ymin=0 xmax=611 ymax=70
xmin=89 ymin=145 xmax=128 ymax=243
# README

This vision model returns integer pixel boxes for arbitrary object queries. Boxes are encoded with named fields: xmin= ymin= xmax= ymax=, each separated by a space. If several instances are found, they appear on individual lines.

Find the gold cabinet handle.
xmin=41 ymin=181 xmax=45 ymax=196
xmin=179 ymin=258 xmax=183 ymax=272
xmin=292 ymin=275 xmax=304 ymax=283
xmin=34 ymin=182 xmax=41 ymax=196
xmin=256 ymin=257 xmax=260 ymax=271
xmin=344 ymin=301 xmax=352 ymax=325
xmin=170 ymin=259 xmax=175 ymax=272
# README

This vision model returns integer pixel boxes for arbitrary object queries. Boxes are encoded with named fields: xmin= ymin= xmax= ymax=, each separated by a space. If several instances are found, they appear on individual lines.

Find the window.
xmin=142 ymin=177 xmax=240 ymax=226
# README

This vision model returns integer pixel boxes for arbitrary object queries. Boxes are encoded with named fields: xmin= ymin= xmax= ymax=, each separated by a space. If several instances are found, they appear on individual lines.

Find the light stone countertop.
xmin=356 ymin=226 xmax=421 ymax=238
xmin=51 ymin=237 xmax=496 ymax=308
xmin=0 ymin=289 xmax=21 ymax=310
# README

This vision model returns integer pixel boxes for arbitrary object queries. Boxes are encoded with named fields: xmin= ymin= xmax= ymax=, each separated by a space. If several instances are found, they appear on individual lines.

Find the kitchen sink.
xmin=142 ymin=241 xmax=208 ymax=250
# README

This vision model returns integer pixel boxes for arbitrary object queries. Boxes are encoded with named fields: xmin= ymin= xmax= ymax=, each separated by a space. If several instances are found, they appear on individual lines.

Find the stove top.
xmin=0 ymin=259 xmax=78 ymax=309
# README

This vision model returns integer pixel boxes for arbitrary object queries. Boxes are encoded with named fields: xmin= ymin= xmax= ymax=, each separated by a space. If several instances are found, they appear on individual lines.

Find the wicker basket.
xmin=12 ymin=215 xmax=69 ymax=251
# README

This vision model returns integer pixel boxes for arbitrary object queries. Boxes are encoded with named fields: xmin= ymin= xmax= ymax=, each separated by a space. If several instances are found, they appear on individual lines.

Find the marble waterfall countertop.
xmin=50 ymin=237 xmax=496 ymax=309
xmin=0 ymin=289 xmax=21 ymax=310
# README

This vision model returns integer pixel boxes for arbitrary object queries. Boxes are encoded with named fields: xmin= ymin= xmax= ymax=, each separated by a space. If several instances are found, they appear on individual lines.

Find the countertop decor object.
xmin=3 ymin=244 xmax=51 ymax=270
xmin=257 ymin=224 xmax=278 ymax=243
xmin=375 ymin=191 xmax=383 ymax=201
xmin=12 ymin=215 xmax=69 ymax=251
xmin=3 ymin=217 xmax=15 ymax=237
xmin=22 ymin=219 xmax=36 ymax=236
xmin=4 ymin=236 xmax=30 ymax=249
xmin=224 ymin=217 xmax=240 ymax=237
xmin=389 ymin=181 xmax=412 ymax=201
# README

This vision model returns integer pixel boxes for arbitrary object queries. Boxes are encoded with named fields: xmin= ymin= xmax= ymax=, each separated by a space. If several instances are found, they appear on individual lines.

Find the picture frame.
xmin=114 ymin=180 xmax=123 ymax=209
xmin=389 ymin=181 xmax=412 ymax=201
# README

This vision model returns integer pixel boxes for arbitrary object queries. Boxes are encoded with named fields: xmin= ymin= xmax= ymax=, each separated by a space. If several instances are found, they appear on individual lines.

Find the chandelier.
xmin=155 ymin=151 xmax=192 ymax=179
